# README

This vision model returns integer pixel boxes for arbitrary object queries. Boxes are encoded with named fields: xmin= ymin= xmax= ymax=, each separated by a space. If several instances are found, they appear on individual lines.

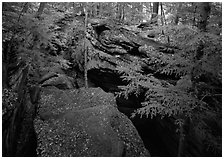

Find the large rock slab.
xmin=34 ymin=87 xmax=150 ymax=157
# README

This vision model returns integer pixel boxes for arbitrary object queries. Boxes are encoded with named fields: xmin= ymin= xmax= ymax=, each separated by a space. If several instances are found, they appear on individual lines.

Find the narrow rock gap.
xmin=86 ymin=69 xmax=177 ymax=156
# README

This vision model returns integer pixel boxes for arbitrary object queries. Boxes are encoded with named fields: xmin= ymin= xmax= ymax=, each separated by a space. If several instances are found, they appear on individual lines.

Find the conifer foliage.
xmin=2 ymin=2 xmax=222 ymax=157
xmin=117 ymin=6 xmax=221 ymax=156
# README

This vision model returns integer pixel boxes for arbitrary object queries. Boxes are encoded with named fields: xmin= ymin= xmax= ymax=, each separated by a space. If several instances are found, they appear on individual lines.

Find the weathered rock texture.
xmin=34 ymin=86 xmax=150 ymax=157
xmin=81 ymin=18 xmax=178 ymax=92
xmin=87 ymin=18 xmax=175 ymax=56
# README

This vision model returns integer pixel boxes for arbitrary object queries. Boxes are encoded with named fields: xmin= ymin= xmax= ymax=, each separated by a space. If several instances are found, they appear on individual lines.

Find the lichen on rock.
xmin=34 ymin=86 xmax=150 ymax=157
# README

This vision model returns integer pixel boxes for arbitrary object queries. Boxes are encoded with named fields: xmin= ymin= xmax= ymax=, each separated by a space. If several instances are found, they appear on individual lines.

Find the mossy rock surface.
xmin=34 ymin=86 xmax=150 ymax=157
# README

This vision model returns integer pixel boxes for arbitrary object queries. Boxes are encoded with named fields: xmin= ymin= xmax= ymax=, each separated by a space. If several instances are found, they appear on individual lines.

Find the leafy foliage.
xmin=2 ymin=3 xmax=77 ymax=87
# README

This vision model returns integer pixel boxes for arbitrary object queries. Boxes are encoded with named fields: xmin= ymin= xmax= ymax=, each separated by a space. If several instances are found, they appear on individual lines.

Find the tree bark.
xmin=122 ymin=3 xmax=125 ymax=21
xmin=117 ymin=3 xmax=124 ymax=21
xmin=36 ymin=2 xmax=46 ymax=18
xmin=149 ymin=2 xmax=152 ymax=13
xmin=191 ymin=3 xmax=211 ymax=104
xmin=151 ymin=2 xmax=159 ymax=20
xmin=192 ymin=3 xmax=197 ymax=26
xmin=177 ymin=119 xmax=185 ymax=157
xmin=197 ymin=2 xmax=211 ymax=32
xmin=174 ymin=3 xmax=182 ymax=25
xmin=195 ymin=2 xmax=211 ymax=60
xmin=160 ymin=3 xmax=164 ymax=25
xmin=84 ymin=5 xmax=89 ymax=88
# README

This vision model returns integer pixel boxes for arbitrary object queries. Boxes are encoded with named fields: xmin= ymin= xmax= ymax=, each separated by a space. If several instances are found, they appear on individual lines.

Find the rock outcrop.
xmin=87 ymin=18 xmax=176 ymax=56
xmin=81 ymin=18 xmax=179 ymax=92
xmin=34 ymin=86 xmax=150 ymax=157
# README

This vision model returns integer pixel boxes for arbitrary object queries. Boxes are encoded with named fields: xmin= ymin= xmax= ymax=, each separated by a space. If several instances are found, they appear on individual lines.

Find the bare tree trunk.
xmin=151 ymin=2 xmax=159 ymax=20
xmin=116 ymin=2 xmax=125 ymax=21
xmin=160 ymin=3 xmax=170 ymax=44
xmin=116 ymin=3 xmax=119 ymax=19
xmin=160 ymin=3 xmax=164 ymax=25
xmin=192 ymin=2 xmax=211 ymax=101
xmin=177 ymin=120 xmax=185 ymax=157
xmin=192 ymin=3 xmax=197 ymax=26
xmin=84 ymin=5 xmax=89 ymax=88
xmin=197 ymin=2 xmax=211 ymax=32
xmin=174 ymin=3 xmax=182 ymax=25
xmin=149 ymin=2 xmax=152 ymax=13
xmin=195 ymin=2 xmax=211 ymax=60
xmin=36 ymin=2 xmax=46 ymax=18
xmin=117 ymin=3 xmax=121 ymax=20
xmin=122 ymin=3 xmax=125 ymax=21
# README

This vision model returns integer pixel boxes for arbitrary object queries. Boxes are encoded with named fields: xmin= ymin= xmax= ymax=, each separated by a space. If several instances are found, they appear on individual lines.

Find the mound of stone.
xmin=34 ymin=86 xmax=150 ymax=157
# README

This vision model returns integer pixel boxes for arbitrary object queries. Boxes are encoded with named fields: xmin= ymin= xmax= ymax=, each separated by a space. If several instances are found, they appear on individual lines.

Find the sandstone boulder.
xmin=34 ymin=87 xmax=150 ymax=157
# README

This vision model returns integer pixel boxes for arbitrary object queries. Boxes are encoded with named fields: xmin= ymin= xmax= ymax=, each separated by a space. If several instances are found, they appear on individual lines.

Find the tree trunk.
xmin=195 ymin=2 xmax=211 ymax=60
xmin=116 ymin=3 xmax=119 ymax=19
xmin=197 ymin=2 xmax=211 ymax=32
xmin=151 ymin=2 xmax=159 ymax=20
xmin=117 ymin=3 xmax=125 ymax=21
xmin=174 ymin=3 xmax=182 ymax=25
xmin=160 ymin=3 xmax=164 ymax=25
xmin=122 ymin=3 xmax=125 ymax=21
xmin=191 ymin=2 xmax=211 ymax=102
xmin=149 ymin=2 xmax=152 ymax=13
xmin=36 ymin=2 xmax=46 ymax=18
xmin=177 ymin=119 xmax=185 ymax=157
xmin=84 ymin=6 xmax=89 ymax=88
xmin=192 ymin=3 xmax=197 ymax=26
xmin=117 ymin=3 xmax=124 ymax=21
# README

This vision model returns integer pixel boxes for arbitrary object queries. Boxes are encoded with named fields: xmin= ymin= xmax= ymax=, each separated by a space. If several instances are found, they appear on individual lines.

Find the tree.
xmin=117 ymin=2 xmax=125 ymax=21
xmin=36 ymin=2 xmax=46 ymax=18
xmin=151 ymin=2 xmax=159 ymax=20
xmin=83 ymin=4 xmax=89 ymax=88
xmin=174 ymin=3 xmax=182 ymax=25
xmin=116 ymin=2 xmax=221 ymax=156
xmin=197 ymin=2 xmax=211 ymax=32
